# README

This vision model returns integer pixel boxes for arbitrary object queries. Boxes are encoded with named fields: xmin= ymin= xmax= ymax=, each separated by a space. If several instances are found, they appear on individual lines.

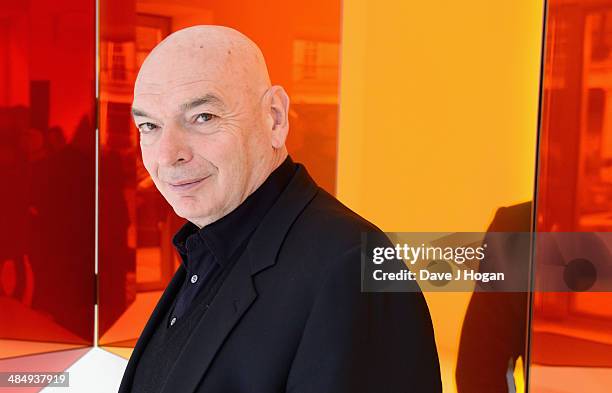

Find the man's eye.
xmin=137 ymin=122 xmax=158 ymax=133
xmin=195 ymin=113 xmax=215 ymax=123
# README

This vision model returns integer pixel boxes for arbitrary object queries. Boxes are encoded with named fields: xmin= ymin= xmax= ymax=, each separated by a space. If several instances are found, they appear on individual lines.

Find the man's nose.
xmin=157 ymin=124 xmax=193 ymax=166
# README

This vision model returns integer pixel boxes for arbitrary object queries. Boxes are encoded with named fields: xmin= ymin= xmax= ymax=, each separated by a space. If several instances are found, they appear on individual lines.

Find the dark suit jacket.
xmin=119 ymin=164 xmax=441 ymax=393
xmin=456 ymin=201 xmax=532 ymax=393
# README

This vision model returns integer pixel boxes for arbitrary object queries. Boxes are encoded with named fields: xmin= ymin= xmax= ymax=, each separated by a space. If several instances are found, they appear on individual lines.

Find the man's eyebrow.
xmin=131 ymin=108 xmax=151 ymax=117
xmin=131 ymin=94 xmax=224 ymax=118
xmin=180 ymin=94 xmax=224 ymax=112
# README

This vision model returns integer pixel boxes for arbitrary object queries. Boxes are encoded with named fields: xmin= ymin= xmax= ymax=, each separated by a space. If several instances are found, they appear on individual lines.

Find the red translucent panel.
xmin=98 ymin=0 xmax=341 ymax=347
xmin=531 ymin=0 xmax=612 ymax=391
xmin=0 ymin=0 xmax=95 ymax=357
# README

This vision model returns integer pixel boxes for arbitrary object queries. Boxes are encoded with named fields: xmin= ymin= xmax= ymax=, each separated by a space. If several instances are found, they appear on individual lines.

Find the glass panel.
xmin=98 ymin=0 xmax=341 ymax=349
xmin=530 ymin=1 xmax=612 ymax=392
xmin=0 ymin=0 xmax=95 ymax=358
xmin=337 ymin=2 xmax=543 ymax=392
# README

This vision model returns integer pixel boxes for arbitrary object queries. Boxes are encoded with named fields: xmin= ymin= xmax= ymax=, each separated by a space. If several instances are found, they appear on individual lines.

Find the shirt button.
xmin=170 ymin=317 xmax=177 ymax=326
xmin=190 ymin=274 xmax=198 ymax=284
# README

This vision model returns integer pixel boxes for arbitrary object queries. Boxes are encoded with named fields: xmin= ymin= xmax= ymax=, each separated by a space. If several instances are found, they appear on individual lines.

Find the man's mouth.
xmin=167 ymin=175 xmax=210 ymax=192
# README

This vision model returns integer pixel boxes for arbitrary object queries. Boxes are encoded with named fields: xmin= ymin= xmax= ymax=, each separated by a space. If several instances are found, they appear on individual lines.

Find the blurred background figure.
xmin=26 ymin=116 xmax=95 ymax=341
xmin=0 ymin=127 xmax=30 ymax=305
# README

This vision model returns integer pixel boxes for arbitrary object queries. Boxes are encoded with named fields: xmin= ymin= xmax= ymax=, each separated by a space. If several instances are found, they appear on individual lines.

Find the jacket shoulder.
xmin=284 ymin=187 xmax=389 ymax=258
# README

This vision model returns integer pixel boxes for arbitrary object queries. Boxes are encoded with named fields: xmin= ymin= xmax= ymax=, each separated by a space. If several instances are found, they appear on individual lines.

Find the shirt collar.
xmin=172 ymin=155 xmax=297 ymax=270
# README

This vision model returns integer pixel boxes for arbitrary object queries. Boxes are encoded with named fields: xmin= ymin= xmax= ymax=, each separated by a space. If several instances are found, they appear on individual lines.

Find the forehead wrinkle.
xmin=135 ymin=78 xmax=217 ymax=95
xmin=180 ymin=94 xmax=225 ymax=113
xmin=132 ymin=93 xmax=228 ymax=122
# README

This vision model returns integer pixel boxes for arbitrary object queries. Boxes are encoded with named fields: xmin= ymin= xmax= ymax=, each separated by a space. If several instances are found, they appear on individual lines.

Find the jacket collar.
xmin=247 ymin=162 xmax=319 ymax=275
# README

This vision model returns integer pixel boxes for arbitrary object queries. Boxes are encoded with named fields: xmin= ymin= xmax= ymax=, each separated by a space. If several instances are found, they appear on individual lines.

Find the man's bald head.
xmin=132 ymin=25 xmax=290 ymax=228
xmin=135 ymin=25 xmax=271 ymax=100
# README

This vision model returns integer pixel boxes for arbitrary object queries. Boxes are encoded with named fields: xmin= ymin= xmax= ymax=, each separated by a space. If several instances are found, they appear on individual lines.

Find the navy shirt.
xmin=131 ymin=156 xmax=297 ymax=393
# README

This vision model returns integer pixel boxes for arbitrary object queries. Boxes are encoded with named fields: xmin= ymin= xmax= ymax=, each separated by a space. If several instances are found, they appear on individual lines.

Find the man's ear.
xmin=264 ymin=85 xmax=290 ymax=149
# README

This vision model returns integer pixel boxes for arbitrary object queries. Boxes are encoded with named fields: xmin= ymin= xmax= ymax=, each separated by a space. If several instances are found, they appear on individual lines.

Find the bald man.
xmin=119 ymin=25 xmax=441 ymax=393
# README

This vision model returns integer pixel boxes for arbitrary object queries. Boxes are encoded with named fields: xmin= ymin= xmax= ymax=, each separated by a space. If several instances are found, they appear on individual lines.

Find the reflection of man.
xmin=119 ymin=25 xmax=441 ymax=393
xmin=456 ymin=202 xmax=531 ymax=393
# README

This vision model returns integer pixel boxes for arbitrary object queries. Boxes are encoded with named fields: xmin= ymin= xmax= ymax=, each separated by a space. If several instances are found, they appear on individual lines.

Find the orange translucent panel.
xmin=98 ymin=0 xmax=341 ymax=347
xmin=531 ymin=1 xmax=612 ymax=391
xmin=0 ymin=0 xmax=95 ymax=358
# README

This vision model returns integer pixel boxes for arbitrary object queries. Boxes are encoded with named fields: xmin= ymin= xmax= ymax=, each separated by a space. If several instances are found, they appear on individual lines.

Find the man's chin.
xmin=171 ymin=203 xmax=215 ymax=225
xmin=171 ymin=202 xmax=201 ymax=218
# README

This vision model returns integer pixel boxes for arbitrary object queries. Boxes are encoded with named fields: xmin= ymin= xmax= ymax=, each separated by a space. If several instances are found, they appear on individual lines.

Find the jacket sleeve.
xmin=285 ymin=243 xmax=442 ymax=393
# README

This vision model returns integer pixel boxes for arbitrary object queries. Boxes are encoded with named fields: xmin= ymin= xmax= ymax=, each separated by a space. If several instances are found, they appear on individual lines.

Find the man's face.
xmin=132 ymin=50 xmax=268 ymax=226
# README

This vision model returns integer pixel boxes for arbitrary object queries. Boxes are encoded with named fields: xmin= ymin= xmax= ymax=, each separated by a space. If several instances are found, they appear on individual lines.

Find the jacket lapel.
xmin=118 ymin=265 xmax=186 ymax=393
xmin=159 ymin=164 xmax=319 ymax=393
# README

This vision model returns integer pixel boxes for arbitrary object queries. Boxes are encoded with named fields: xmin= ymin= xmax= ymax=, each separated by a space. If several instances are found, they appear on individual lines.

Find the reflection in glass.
xmin=531 ymin=1 xmax=612 ymax=391
xmin=0 ymin=0 xmax=95 ymax=358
